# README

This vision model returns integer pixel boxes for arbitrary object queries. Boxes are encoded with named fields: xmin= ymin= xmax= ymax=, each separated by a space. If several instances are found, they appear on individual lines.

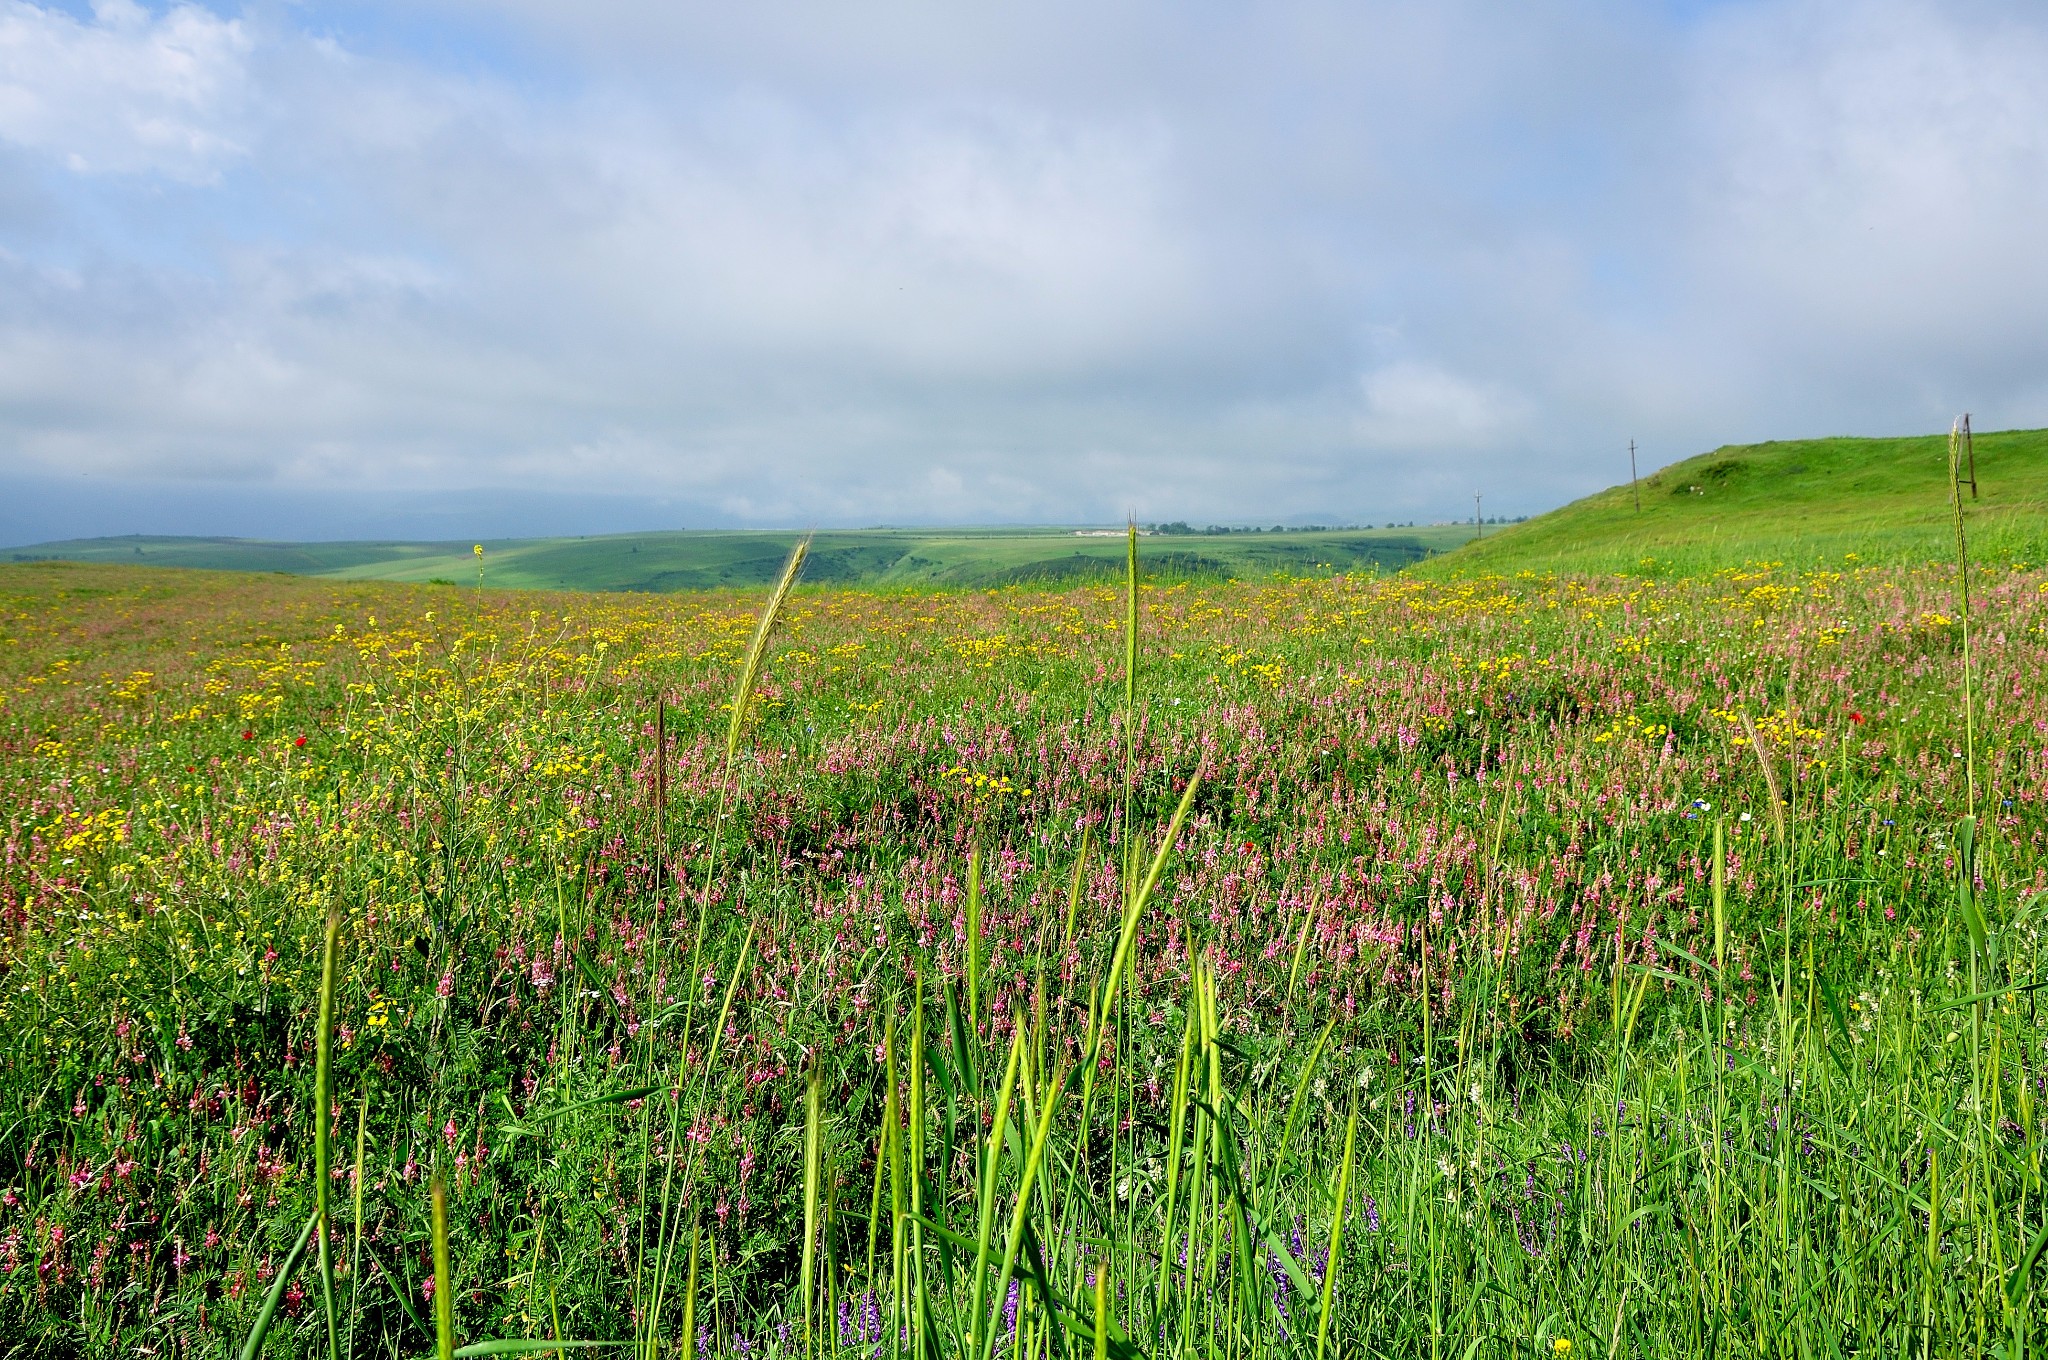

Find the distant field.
xmin=22 ymin=428 xmax=2041 ymax=597
xmin=1421 ymin=426 xmax=2048 ymax=578
xmin=5 ymin=523 xmax=1478 ymax=591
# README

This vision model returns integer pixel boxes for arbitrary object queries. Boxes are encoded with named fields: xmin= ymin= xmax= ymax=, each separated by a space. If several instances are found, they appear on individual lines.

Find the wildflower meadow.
xmin=2 ymin=533 xmax=2046 ymax=1356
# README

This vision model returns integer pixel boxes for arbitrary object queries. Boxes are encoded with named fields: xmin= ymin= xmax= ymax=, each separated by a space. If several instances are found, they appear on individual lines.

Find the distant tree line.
xmin=1145 ymin=517 xmax=1526 ymax=536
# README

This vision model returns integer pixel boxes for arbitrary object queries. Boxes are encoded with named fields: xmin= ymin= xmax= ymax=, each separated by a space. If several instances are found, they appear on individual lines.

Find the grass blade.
xmin=1269 ymin=1011 xmax=1340 ymax=1193
xmin=802 ymin=1061 xmax=823 ymax=1360
xmin=681 ymin=1220 xmax=701 ymax=1360
xmin=239 ymin=1210 xmax=319 ymax=1360
xmin=967 ymin=846 xmax=984 ymax=1026
xmin=433 ymin=1169 xmax=455 ymax=1360
xmin=314 ymin=904 xmax=343 ymax=1360
xmin=1314 ymin=1107 xmax=1357 ymax=1360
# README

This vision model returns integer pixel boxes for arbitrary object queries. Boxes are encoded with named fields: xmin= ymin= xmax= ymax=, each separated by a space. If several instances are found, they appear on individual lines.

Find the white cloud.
xmin=0 ymin=0 xmax=251 ymax=180
xmin=4 ymin=0 xmax=2048 ymax=538
xmin=543 ymin=106 xmax=1202 ymax=376
xmin=1356 ymin=362 xmax=1533 ymax=448
xmin=1681 ymin=0 xmax=2048 ymax=417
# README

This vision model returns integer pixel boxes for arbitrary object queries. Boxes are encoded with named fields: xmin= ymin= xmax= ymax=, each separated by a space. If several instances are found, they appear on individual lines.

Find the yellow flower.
xmin=1553 ymin=1340 xmax=1572 ymax=1355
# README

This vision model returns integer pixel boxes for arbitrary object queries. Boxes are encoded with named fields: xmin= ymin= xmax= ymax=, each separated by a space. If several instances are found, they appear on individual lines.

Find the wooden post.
xmin=1630 ymin=439 xmax=1641 ymax=512
xmin=1474 ymin=492 xmax=1483 ymax=538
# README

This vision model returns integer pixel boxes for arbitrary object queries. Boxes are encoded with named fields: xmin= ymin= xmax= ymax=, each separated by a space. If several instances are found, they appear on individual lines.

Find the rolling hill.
xmin=4 ymin=524 xmax=1480 ymax=592
xmin=1423 ymin=426 xmax=2048 ymax=577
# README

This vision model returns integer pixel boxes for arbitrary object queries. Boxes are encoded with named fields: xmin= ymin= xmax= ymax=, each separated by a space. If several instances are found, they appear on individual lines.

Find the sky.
xmin=3 ymin=0 xmax=2047 ymax=545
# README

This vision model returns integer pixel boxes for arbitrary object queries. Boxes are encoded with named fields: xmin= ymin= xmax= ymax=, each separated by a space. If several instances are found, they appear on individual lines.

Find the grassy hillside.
xmin=1424 ymin=426 xmax=2048 ymax=577
xmin=6 ymin=523 xmax=1478 ymax=590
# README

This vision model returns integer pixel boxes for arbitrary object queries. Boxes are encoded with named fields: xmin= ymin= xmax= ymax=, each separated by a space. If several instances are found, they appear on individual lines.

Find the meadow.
xmin=2 ymin=519 xmax=2046 ymax=1356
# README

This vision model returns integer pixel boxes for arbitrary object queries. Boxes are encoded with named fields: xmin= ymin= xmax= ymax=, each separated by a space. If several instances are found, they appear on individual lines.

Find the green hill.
xmin=1424 ymin=427 xmax=2048 ymax=577
xmin=5 ymin=524 xmax=1479 ymax=592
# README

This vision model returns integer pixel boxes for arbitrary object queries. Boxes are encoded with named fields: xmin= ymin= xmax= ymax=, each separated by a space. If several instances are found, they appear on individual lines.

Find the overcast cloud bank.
xmin=2 ymin=0 xmax=2045 ymax=542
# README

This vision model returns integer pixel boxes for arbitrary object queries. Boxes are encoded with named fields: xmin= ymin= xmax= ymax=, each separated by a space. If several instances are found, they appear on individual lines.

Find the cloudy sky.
xmin=3 ymin=0 xmax=2046 ymax=544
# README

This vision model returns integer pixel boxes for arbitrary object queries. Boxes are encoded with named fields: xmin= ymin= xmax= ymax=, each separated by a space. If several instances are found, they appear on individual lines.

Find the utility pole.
xmin=1474 ymin=492 xmax=1483 ymax=538
xmin=1629 ymin=439 xmax=1641 ymax=512
xmin=1962 ymin=414 xmax=1978 ymax=499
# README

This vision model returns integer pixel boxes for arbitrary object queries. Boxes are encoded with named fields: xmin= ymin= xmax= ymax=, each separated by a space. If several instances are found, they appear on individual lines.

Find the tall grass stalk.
xmin=693 ymin=535 xmax=809 ymax=991
xmin=1315 ymin=1108 xmax=1357 ymax=1360
xmin=1121 ymin=522 xmax=1140 ymax=903
xmin=632 ymin=538 xmax=807 ymax=1358
xmin=802 ymin=1061 xmax=824 ymax=1360
xmin=348 ymin=1092 xmax=367 ymax=1360
xmin=313 ymin=903 xmax=342 ymax=1360
xmin=1948 ymin=416 xmax=1978 ymax=808
xmin=431 ymin=1170 xmax=454 ymax=1360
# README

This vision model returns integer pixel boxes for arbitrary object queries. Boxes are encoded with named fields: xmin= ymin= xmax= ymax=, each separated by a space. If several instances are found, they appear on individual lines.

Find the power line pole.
xmin=1629 ymin=439 xmax=1641 ymax=512
xmin=1474 ymin=491 xmax=1483 ymax=538
xmin=1962 ymin=413 xmax=1978 ymax=499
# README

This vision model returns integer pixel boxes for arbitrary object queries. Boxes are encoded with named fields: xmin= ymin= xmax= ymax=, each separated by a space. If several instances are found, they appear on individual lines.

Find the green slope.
xmin=1424 ymin=427 xmax=2048 ymax=577
xmin=7 ymin=525 xmax=1480 ymax=591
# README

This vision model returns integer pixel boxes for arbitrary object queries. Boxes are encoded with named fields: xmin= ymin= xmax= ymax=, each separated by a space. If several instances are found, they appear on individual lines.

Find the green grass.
xmin=6 ymin=524 xmax=1478 ymax=592
xmin=1424 ymin=426 xmax=2048 ymax=578
xmin=3 ymin=515 xmax=2047 ymax=1355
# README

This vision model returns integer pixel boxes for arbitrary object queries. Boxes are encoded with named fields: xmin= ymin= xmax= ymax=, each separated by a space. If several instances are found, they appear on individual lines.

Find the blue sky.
xmin=3 ymin=0 xmax=2046 ymax=544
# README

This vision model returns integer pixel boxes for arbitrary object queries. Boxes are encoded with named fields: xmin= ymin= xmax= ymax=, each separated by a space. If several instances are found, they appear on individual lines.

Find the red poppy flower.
xmin=1848 ymin=711 xmax=1864 ymax=724
xmin=294 ymin=735 xmax=308 ymax=748
xmin=241 ymin=730 xmax=254 ymax=741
